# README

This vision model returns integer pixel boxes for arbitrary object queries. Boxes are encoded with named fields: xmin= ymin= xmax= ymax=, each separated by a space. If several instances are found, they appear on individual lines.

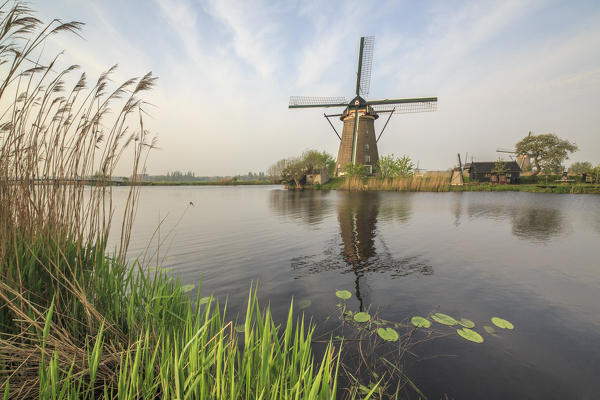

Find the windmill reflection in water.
xmin=289 ymin=192 xmax=433 ymax=311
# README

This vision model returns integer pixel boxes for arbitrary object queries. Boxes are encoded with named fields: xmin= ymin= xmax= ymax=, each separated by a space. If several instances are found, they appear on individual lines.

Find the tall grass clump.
xmin=342 ymin=175 xmax=450 ymax=192
xmin=0 ymin=2 xmax=339 ymax=398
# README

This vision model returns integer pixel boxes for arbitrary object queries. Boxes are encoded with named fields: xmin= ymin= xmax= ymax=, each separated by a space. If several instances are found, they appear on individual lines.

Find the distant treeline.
xmin=140 ymin=170 xmax=269 ymax=182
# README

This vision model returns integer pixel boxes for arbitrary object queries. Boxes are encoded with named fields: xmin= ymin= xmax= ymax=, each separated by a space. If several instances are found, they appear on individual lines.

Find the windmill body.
xmin=336 ymin=98 xmax=379 ymax=175
xmin=289 ymin=36 xmax=437 ymax=177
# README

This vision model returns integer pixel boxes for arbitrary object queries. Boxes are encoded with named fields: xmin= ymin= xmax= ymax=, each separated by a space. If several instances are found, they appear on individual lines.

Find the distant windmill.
xmin=289 ymin=36 xmax=438 ymax=176
xmin=414 ymin=160 xmax=425 ymax=175
xmin=450 ymin=153 xmax=464 ymax=185
xmin=496 ymin=147 xmax=530 ymax=170
xmin=496 ymin=131 xmax=532 ymax=170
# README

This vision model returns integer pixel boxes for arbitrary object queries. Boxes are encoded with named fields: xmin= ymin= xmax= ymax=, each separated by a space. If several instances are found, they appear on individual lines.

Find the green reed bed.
xmin=1 ymin=236 xmax=340 ymax=399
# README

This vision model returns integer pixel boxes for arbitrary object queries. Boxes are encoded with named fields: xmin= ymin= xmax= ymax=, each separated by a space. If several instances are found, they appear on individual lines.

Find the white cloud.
xmin=32 ymin=0 xmax=600 ymax=175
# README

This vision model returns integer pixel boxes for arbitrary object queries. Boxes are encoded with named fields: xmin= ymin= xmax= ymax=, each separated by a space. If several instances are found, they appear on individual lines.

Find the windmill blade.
xmin=370 ymin=97 xmax=438 ymax=114
xmin=355 ymin=36 xmax=375 ymax=98
xmin=496 ymin=147 xmax=516 ymax=154
xmin=289 ymin=96 xmax=348 ymax=109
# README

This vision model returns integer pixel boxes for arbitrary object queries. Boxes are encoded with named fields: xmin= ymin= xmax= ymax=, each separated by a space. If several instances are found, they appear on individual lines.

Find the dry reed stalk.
xmin=341 ymin=175 xmax=450 ymax=192
xmin=0 ymin=2 xmax=156 ymax=396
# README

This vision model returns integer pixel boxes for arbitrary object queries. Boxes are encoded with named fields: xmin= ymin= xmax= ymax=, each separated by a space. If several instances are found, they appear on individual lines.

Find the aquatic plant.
xmin=457 ymin=328 xmax=484 ymax=343
xmin=411 ymin=316 xmax=431 ymax=328
xmin=431 ymin=313 xmax=459 ymax=326
xmin=353 ymin=312 xmax=371 ymax=323
xmin=335 ymin=290 xmax=352 ymax=300
xmin=458 ymin=318 xmax=475 ymax=328
xmin=298 ymin=299 xmax=312 ymax=309
xmin=331 ymin=293 xmax=432 ymax=397
xmin=377 ymin=327 xmax=399 ymax=342
xmin=491 ymin=317 xmax=514 ymax=329
xmin=484 ymin=325 xmax=497 ymax=335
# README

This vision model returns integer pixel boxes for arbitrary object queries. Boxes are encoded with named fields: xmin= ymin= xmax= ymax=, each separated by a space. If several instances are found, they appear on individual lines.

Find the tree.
xmin=343 ymin=162 xmax=366 ymax=179
xmin=568 ymin=161 xmax=593 ymax=175
xmin=302 ymin=150 xmax=335 ymax=175
xmin=267 ymin=158 xmax=290 ymax=180
xmin=394 ymin=155 xmax=414 ymax=177
xmin=282 ymin=157 xmax=306 ymax=188
xmin=491 ymin=158 xmax=508 ymax=175
xmin=591 ymin=164 xmax=600 ymax=183
xmin=376 ymin=154 xmax=414 ymax=178
xmin=515 ymin=133 xmax=578 ymax=175
xmin=268 ymin=150 xmax=335 ymax=182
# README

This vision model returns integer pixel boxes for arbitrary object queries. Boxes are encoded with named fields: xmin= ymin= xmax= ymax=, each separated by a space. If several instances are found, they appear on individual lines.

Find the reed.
xmin=342 ymin=176 xmax=450 ymax=192
xmin=1 ymin=248 xmax=340 ymax=399
xmin=0 ymin=3 xmax=340 ymax=399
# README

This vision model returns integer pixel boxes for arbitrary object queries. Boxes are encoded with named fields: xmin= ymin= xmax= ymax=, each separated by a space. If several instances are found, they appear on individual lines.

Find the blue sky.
xmin=38 ymin=0 xmax=600 ymax=175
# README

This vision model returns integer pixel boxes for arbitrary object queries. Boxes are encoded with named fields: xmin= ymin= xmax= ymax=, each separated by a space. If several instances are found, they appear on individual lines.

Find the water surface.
xmin=110 ymin=186 xmax=600 ymax=399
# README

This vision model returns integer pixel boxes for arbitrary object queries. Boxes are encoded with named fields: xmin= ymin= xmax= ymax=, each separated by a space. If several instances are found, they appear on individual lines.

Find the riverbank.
xmin=0 ymin=3 xmax=341 ymax=396
xmin=138 ymin=179 xmax=276 ymax=186
xmin=302 ymin=177 xmax=600 ymax=194
xmin=1 ymin=234 xmax=339 ymax=399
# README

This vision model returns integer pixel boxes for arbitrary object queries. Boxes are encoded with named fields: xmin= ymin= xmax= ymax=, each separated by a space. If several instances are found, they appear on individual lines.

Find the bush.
xmin=376 ymin=155 xmax=414 ymax=178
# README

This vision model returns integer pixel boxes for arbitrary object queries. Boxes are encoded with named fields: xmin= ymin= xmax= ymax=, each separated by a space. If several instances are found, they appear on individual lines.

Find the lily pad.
xmin=411 ymin=316 xmax=431 ymax=328
xmin=457 ymin=328 xmax=484 ymax=343
xmin=353 ymin=312 xmax=370 ymax=323
xmin=335 ymin=290 xmax=352 ymax=300
xmin=298 ymin=299 xmax=312 ymax=309
xmin=431 ymin=313 xmax=458 ymax=326
xmin=377 ymin=327 xmax=399 ymax=342
xmin=198 ymin=296 xmax=212 ymax=305
xmin=491 ymin=317 xmax=514 ymax=330
xmin=181 ymin=284 xmax=195 ymax=293
xmin=459 ymin=318 xmax=475 ymax=328
xmin=483 ymin=325 xmax=496 ymax=335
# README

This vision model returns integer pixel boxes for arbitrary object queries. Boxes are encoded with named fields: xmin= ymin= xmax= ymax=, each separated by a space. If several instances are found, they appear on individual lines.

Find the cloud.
xmin=30 ymin=0 xmax=600 ymax=175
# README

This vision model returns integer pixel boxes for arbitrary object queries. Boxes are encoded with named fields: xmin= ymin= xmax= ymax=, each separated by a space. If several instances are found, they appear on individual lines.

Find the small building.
xmin=305 ymin=167 xmax=330 ymax=185
xmin=465 ymin=161 xmax=521 ymax=184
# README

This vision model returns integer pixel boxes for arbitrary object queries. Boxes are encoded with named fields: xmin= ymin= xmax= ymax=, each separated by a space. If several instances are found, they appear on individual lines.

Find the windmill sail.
xmin=355 ymin=36 xmax=375 ymax=98
xmin=288 ymin=35 xmax=438 ymax=175
xmin=369 ymin=97 xmax=437 ymax=114
xmin=289 ymin=96 xmax=348 ymax=108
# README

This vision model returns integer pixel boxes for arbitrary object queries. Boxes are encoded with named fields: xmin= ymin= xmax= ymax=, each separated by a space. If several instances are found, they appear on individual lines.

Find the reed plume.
xmin=0 ymin=3 xmax=340 ymax=399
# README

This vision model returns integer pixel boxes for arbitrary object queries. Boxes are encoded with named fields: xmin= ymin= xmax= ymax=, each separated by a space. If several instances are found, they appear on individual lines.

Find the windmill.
xmin=496 ymin=147 xmax=530 ymax=170
xmin=289 ymin=36 xmax=438 ymax=176
xmin=496 ymin=131 xmax=532 ymax=170
xmin=450 ymin=153 xmax=464 ymax=185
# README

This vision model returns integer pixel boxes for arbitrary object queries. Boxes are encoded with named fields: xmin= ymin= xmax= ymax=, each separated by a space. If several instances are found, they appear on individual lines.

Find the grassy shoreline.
xmin=301 ymin=177 xmax=600 ymax=194
xmin=1 ymin=235 xmax=340 ymax=399
xmin=0 ymin=4 xmax=342 ymax=397
xmin=137 ymin=180 xmax=276 ymax=186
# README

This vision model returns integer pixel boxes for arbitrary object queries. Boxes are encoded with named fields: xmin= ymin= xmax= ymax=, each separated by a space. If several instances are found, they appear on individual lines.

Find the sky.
xmin=35 ymin=0 xmax=600 ymax=176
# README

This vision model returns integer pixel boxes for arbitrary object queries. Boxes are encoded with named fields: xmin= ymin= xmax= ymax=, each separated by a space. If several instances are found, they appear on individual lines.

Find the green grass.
xmin=448 ymin=183 xmax=600 ymax=194
xmin=0 ymin=3 xmax=342 ymax=398
xmin=304 ymin=177 xmax=345 ymax=190
xmin=1 ymin=235 xmax=341 ymax=399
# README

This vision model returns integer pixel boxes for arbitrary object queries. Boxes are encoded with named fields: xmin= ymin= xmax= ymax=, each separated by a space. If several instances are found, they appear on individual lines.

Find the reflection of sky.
xmin=288 ymin=191 xmax=432 ymax=309
xmin=110 ymin=187 xmax=600 ymax=398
